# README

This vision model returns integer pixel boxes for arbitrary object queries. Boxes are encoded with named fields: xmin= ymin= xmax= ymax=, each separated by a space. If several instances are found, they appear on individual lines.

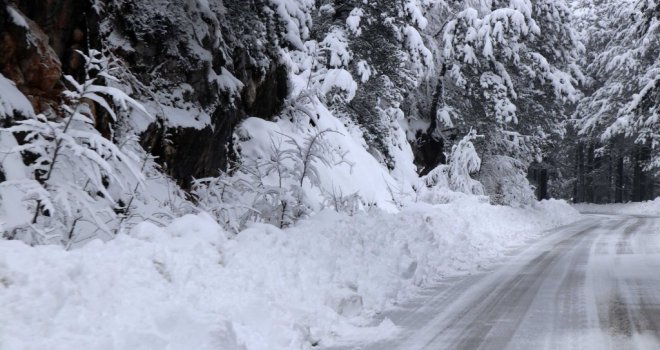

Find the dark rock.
xmin=1 ymin=3 xmax=62 ymax=114
xmin=2 ymin=0 xmax=290 ymax=188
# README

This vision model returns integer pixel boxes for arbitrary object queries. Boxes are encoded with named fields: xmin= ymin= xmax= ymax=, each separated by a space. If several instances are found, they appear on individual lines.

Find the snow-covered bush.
xmin=448 ymin=130 xmax=484 ymax=196
xmin=0 ymin=50 xmax=149 ymax=245
xmin=477 ymin=155 xmax=536 ymax=207
xmin=324 ymin=186 xmax=361 ymax=216
xmin=192 ymin=164 xmax=280 ymax=234
xmin=193 ymin=129 xmax=343 ymax=231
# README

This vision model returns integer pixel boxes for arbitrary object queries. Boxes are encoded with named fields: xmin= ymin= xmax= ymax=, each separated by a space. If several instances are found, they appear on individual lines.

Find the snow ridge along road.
xmin=334 ymin=214 xmax=660 ymax=350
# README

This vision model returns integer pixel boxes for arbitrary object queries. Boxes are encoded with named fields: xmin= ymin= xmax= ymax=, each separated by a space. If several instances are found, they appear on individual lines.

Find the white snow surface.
xmin=573 ymin=198 xmax=660 ymax=216
xmin=0 ymin=73 xmax=34 ymax=118
xmin=0 ymin=198 xmax=580 ymax=350
xmin=320 ymin=69 xmax=358 ymax=102
xmin=6 ymin=5 xmax=28 ymax=28
xmin=237 ymin=105 xmax=402 ymax=212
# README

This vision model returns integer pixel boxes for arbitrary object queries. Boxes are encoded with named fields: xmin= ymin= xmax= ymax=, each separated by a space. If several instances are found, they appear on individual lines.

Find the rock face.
xmin=1 ymin=0 xmax=447 ymax=189
xmin=101 ymin=0 xmax=289 ymax=187
xmin=1 ymin=0 xmax=289 ymax=187
xmin=1 ymin=3 xmax=63 ymax=115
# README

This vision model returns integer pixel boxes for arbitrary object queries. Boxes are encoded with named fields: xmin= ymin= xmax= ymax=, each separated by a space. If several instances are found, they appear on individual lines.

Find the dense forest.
xmin=0 ymin=0 xmax=658 ymax=245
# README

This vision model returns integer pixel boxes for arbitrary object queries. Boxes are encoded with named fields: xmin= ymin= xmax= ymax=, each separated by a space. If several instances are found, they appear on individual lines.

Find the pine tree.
xmin=572 ymin=0 xmax=659 ymax=201
xmin=425 ymin=0 xmax=582 ymax=204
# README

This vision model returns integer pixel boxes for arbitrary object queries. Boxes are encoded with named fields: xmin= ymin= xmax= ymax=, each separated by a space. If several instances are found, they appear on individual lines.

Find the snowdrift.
xmin=0 ymin=198 xmax=580 ymax=350
xmin=573 ymin=198 xmax=660 ymax=216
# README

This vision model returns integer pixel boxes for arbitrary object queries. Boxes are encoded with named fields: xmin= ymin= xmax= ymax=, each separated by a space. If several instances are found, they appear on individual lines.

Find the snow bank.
xmin=573 ymin=198 xmax=660 ymax=216
xmin=0 ymin=200 xmax=580 ymax=349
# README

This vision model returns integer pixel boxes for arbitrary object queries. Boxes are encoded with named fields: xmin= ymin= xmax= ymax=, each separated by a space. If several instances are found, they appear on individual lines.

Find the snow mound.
xmin=0 ymin=199 xmax=580 ymax=349
xmin=236 ymin=104 xmax=403 ymax=212
xmin=573 ymin=198 xmax=660 ymax=216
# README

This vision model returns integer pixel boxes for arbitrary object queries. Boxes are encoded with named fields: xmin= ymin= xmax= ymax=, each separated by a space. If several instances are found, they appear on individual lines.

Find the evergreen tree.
xmin=426 ymin=0 xmax=582 ymax=204
xmin=572 ymin=0 xmax=659 ymax=202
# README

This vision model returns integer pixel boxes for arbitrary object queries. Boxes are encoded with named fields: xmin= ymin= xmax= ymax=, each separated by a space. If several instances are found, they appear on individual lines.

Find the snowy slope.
xmin=0 ymin=199 xmax=580 ymax=350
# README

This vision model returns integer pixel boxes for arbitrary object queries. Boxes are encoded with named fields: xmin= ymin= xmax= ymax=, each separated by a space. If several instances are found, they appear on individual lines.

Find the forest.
xmin=0 ymin=0 xmax=658 ymax=244
xmin=0 ymin=0 xmax=660 ymax=243
xmin=0 ymin=0 xmax=659 ymax=349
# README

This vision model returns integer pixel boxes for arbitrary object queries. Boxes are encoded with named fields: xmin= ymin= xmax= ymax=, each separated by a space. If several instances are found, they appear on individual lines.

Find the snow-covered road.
xmin=333 ymin=214 xmax=660 ymax=350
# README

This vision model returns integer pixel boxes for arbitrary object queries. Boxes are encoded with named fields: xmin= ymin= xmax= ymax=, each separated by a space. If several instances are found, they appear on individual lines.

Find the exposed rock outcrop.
xmin=1 ymin=0 xmax=290 ymax=188
xmin=1 ymin=3 xmax=62 ymax=115
xmin=100 ymin=0 xmax=289 ymax=187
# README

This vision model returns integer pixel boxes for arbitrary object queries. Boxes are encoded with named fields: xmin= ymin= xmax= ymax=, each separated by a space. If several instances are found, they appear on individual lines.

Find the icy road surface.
xmin=333 ymin=214 xmax=660 ymax=350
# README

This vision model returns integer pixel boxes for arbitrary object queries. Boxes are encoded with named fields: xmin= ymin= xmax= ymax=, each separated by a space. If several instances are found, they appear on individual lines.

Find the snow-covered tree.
xmin=576 ymin=0 xmax=659 ymax=169
xmin=448 ymin=130 xmax=484 ymax=195
xmin=420 ymin=0 xmax=582 ymax=203
xmin=274 ymin=0 xmax=435 ymax=171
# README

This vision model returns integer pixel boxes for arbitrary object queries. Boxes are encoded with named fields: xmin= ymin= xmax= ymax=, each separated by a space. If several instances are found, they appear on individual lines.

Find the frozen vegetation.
xmin=0 ymin=0 xmax=658 ymax=349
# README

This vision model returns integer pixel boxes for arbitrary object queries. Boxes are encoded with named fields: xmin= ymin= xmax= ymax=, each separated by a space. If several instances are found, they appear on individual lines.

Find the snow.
xmin=573 ymin=198 xmax=660 ymax=216
xmin=404 ymin=0 xmax=428 ymax=30
xmin=142 ymin=99 xmax=211 ymax=130
xmin=0 ymin=75 xmax=39 ymax=233
xmin=269 ymin=0 xmax=314 ymax=50
xmin=0 ymin=132 xmax=33 ymax=232
xmin=0 ymin=73 xmax=34 ymax=118
xmin=346 ymin=8 xmax=364 ymax=36
xmin=0 ymin=199 xmax=581 ymax=350
xmin=236 ymin=103 xmax=396 ymax=211
xmin=402 ymin=25 xmax=433 ymax=74
xmin=319 ymin=29 xmax=351 ymax=68
xmin=349 ymin=212 xmax=660 ymax=350
xmin=0 ymin=0 xmax=645 ymax=348
xmin=320 ymin=69 xmax=357 ymax=102
xmin=356 ymin=60 xmax=371 ymax=83
xmin=209 ymin=67 xmax=244 ymax=96
xmin=6 ymin=5 xmax=28 ymax=28
xmin=435 ymin=106 xmax=455 ymax=128
xmin=448 ymin=131 xmax=484 ymax=195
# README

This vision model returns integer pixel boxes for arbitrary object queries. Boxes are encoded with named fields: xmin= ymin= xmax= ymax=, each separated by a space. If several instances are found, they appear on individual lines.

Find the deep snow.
xmin=0 ymin=198 xmax=581 ymax=349
xmin=573 ymin=198 xmax=660 ymax=217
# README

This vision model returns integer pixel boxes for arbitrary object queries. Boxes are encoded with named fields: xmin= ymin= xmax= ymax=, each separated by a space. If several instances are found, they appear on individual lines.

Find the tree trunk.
xmin=586 ymin=144 xmax=595 ymax=203
xmin=632 ymin=145 xmax=646 ymax=202
xmin=577 ymin=142 xmax=585 ymax=202
xmin=537 ymin=168 xmax=548 ymax=200
xmin=607 ymin=151 xmax=613 ymax=203
xmin=616 ymin=154 xmax=624 ymax=203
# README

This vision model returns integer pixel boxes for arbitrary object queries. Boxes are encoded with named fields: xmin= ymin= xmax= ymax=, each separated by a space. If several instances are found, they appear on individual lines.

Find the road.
xmin=332 ymin=214 xmax=660 ymax=350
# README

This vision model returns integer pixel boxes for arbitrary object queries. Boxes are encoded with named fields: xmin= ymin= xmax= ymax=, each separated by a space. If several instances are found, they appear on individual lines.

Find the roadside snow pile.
xmin=573 ymin=198 xmax=660 ymax=216
xmin=0 ymin=199 xmax=580 ymax=350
